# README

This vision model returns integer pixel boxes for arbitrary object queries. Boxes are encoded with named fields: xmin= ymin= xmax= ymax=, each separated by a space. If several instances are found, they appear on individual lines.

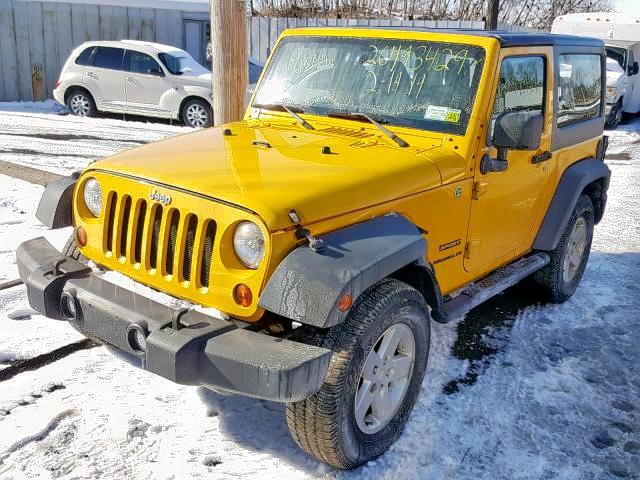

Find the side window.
xmin=489 ymin=56 xmax=545 ymax=140
xmin=557 ymin=54 xmax=602 ymax=128
xmin=126 ymin=50 xmax=163 ymax=75
xmin=92 ymin=47 xmax=125 ymax=71
xmin=75 ymin=47 xmax=95 ymax=66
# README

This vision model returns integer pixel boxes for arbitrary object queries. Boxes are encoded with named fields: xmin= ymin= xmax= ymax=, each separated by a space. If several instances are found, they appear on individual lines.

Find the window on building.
xmin=91 ymin=47 xmax=125 ymax=71
xmin=557 ymin=54 xmax=602 ymax=128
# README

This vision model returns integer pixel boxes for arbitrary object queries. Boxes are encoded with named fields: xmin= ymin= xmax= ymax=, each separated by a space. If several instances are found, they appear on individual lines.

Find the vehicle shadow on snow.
xmin=443 ymin=251 xmax=640 ymax=395
xmin=196 ymin=387 xmax=331 ymax=475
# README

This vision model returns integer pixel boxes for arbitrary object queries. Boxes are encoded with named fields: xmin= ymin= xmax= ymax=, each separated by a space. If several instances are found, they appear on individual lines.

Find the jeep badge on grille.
xmin=149 ymin=189 xmax=172 ymax=205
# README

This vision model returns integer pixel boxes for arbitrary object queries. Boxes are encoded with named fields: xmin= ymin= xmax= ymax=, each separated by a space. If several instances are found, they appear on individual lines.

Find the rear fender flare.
xmin=533 ymin=157 xmax=610 ymax=251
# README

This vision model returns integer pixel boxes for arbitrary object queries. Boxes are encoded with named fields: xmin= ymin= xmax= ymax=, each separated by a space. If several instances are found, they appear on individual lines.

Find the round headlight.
xmin=233 ymin=221 xmax=265 ymax=269
xmin=83 ymin=178 xmax=102 ymax=217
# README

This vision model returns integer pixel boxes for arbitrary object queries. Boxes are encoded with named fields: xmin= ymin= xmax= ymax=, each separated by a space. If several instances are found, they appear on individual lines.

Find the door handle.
xmin=87 ymin=72 xmax=98 ymax=78
xmin=532 ymin=151 xmax=552 ymax=164
xmin=126 ymin=77 xmax=137 ymax=83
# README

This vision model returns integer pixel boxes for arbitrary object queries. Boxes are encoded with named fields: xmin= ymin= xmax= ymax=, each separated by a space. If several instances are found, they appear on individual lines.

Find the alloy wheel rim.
xmin=70 ymin=95 xmax=90 ymax=116
xmin=562 ymin=217 xmax=587 ymax=283
xmin=354 ymin=323 xmax=415 ymax=435
xmin=186 ymin=104 xmax=208 ymax=127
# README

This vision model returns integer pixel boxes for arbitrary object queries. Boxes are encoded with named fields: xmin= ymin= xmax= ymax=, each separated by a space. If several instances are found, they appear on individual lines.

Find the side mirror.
xmin=629 ymin=61 xmax=639 ymax=76
xmin=482 ymin=111 xmax=543 ymax=174
xmin=148 ymin=68 xmax=164 ymax=77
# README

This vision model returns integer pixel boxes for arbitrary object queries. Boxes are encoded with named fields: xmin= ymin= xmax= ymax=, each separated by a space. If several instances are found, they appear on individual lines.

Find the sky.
xmin=616 ymin=0 xmax=640 ymax=16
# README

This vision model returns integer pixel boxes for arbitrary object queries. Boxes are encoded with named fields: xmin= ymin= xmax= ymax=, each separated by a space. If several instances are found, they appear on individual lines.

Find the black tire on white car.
xmin=182 ymin=98 xmax=212 ymax=128
xmin=533 ymin=194 xmax=595 ymax=303
xmin=66 ymin=88 xmax=97 ymax=117
xmin=286 ymin=279 xmax=430 ymax=469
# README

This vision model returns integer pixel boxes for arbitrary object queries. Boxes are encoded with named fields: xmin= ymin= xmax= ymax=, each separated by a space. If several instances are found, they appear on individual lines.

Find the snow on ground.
xmin=0 ymin=102 xmax=189 ymax=176
xmin=0 ymin=102 xmax=638 ymax=479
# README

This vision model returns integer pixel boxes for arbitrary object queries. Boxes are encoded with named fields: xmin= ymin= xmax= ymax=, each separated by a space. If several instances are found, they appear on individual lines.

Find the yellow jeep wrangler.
xmin=18 ymin=28 xmax=610 ymax=469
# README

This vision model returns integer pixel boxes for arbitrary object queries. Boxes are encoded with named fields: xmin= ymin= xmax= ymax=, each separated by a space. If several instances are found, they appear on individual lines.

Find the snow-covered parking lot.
xmin=0 ymin=103 xmax=638 ymax=480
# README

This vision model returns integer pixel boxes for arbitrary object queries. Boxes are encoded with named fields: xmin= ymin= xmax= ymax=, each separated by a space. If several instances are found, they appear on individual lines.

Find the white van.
xmin=552 ymin=12 xmax=640 ymax=128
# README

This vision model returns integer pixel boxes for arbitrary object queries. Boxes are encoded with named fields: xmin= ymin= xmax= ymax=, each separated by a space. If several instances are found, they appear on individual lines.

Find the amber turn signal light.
xmin=337 ymin=293 xmax=352 ymax=312
xmin=76 ymin=226 xmax=88 ymax=247
xmin=234 ymin=283 xmax=253 ymax=307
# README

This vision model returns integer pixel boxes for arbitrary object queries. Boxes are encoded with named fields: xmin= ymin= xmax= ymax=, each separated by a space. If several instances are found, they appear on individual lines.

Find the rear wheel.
xmin=286 ymin=279 xmax=430 ymax=469
xmin=66 ymin=89 xmax=97 ymax=117
xmin=182 ymin=98 xmax=212 ymax=128
xmin=533 ymin=194 xmax=594 ymax=303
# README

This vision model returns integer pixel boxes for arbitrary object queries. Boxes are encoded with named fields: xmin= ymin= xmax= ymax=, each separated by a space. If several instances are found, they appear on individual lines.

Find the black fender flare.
xmin=533 ymin=157 xmax=610 ymax=251
xmin=258 ymin=213 xmax=428 ymax=328
xmin=36 ymin=175 xmax=77 ymax=229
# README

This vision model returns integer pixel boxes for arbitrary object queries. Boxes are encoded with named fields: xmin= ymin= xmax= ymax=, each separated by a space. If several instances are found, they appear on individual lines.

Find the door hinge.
xmin=472 ymin=181 xmax=488 ymax=200
xmin=465 ymin=240 xmax=480 ymax=259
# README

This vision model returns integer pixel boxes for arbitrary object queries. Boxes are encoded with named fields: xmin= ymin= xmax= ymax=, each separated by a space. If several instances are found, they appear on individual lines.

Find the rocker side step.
xmin=442 ymin=253 xmax=550 ymax=322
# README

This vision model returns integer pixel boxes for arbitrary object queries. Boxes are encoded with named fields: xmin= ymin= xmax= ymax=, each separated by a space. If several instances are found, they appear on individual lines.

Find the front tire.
xmin=533 ymin=194 xmax=594 ymax=303
xmin=286 ymin=279 xmax=430 ymax=469
xmin=66 ymin=89 xmax=97 ymax=117
xmin=606 ymin=100 xmax=623 ymax=129
xmin=182 ymin=98 xmax=212 ymax=128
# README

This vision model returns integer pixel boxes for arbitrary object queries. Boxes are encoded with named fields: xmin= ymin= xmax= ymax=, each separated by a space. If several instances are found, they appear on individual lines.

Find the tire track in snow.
xmin=0 ymin=408 xmax=78 ymax=466
xmin=0 ymin=339 xmax=98 ymax=382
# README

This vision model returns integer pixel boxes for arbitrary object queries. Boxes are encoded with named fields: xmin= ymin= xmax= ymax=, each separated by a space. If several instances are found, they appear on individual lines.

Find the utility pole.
xmin=486 ymin=0 xmax=499 ymax=30
xmin=210 ymin=0 xmax=248 ymax=126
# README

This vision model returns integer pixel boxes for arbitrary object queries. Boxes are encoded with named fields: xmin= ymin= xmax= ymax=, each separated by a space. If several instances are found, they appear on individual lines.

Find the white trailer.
xmin=552 ymin=12 xmax=640 ymax=128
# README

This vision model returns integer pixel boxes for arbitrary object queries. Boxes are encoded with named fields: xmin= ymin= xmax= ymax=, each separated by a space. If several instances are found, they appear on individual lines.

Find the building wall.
xmin=0 ymin=0 xmax=186 ymax=101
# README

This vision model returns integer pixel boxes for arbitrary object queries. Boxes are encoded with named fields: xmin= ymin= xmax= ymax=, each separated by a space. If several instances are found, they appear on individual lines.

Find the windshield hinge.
xmin=472 ymin=181 xmax=488 ymax=200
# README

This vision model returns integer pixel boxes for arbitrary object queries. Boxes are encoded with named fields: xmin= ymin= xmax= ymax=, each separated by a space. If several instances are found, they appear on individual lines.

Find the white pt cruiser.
xmin=54 ymin=40 xmax=263 ymax=128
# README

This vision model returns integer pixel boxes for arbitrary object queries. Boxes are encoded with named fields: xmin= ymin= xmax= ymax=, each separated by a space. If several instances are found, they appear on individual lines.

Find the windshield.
xmin=158 ymin=52 xmax=209 ymax=75
xmin=252 ymin=36 xmax=485 ymax=135
xmin=605 ymin=46 xmax=626 ymax=71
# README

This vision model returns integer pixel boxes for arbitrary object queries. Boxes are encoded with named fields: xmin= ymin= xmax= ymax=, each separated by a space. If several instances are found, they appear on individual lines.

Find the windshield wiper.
xmin=253 ymin=102 xmax=314 ymax=130
xmin=327 ymin=112 xmax=409 ymax=147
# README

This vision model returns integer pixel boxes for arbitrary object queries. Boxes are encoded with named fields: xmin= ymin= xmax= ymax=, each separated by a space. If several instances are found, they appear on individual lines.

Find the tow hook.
xmin=288 ymin=209 xmax=325 ymax=252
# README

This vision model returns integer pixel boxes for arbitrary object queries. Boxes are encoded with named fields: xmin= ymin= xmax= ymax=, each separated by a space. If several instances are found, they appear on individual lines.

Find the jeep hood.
xmin=90 ymin=122 xmax=455 ymax=231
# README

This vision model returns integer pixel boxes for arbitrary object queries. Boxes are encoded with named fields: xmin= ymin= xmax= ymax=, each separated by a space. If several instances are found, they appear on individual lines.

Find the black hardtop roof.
xmin=315 ymin=26 xmax=605 ymax=48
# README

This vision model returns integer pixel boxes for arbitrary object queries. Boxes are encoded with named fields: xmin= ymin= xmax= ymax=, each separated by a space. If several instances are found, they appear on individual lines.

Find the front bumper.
xmin=16 ymin=237 xmax=331 ymax=402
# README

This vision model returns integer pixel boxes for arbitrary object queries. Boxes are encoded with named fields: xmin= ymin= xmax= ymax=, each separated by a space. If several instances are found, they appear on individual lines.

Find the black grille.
xmin=182 ymin=215 xmax=198 ymax=281
xmin=166 ymin=210 xmax=180 ymax=275
xmin=134 ymin=201 xmax=147 ymax=264
xmin=106 ymin=193 xmax=117 ymax=253
xmin=200 ymin=221 xmax=216 ymax=288
xmin=150 ymin=205 xmax=163 ymax=269
xmin=119 ymin=196 xmax=131 ymax=258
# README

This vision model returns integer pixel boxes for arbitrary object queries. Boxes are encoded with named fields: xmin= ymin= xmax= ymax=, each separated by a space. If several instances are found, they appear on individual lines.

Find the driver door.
xmin=124 ymin=50 xmax=174 ymax=117
xmin=464 ymin=48 xmax=553 ymax=274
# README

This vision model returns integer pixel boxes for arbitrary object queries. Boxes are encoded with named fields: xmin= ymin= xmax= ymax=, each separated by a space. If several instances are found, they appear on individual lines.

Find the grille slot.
xmin=182 ymin=215 xmax=198 ymax=282
xmin=119 ymin=196 xmax=132 ymax=258
xmin=134 ymin=201 xmax=147 ymax=264
xmin=166 ymin=210 xmax=180 ymax=275
xmin=150 ymin=205 xmax=163 ymax=269
xmin=200 ymin=221 xmax=216 ymax=288
xmin=106 ymin=193 xmax=117 ymax=253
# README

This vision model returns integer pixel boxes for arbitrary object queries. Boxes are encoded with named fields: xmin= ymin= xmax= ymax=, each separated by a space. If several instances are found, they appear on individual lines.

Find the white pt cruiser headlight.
xmin=83 ymin=177 xmax=103 ymax=217
xmin=233 ymin=221 xmax=265 ymax=269
xmin=606 ymin=86 xmax=618 ymax=103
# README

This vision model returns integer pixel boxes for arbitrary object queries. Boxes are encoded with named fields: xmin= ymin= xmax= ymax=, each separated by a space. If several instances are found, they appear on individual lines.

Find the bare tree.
xmin=252 ymin=0 xmax=614 ymax=30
